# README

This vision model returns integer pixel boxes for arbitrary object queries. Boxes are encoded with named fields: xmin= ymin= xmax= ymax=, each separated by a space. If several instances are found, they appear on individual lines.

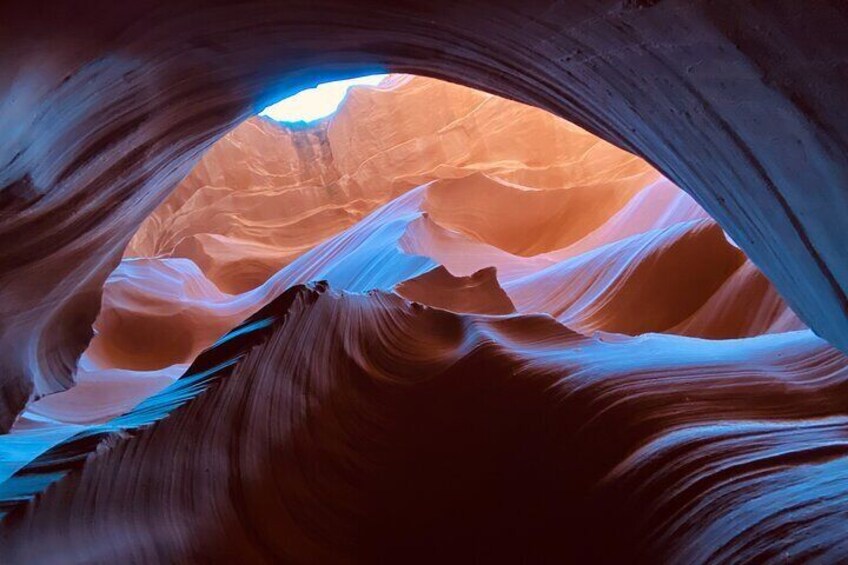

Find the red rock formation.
xmin=93 ymin=173 xmax=794 ymax=364
xmin=2 ymin=285 xmax=845 ymax=562
xmin=2 ymin=5 xmax=848 ymax=559
xmin=422 ymin=172 xmax=646 ymax=257
xmin=394 ymin=266 xmax=516 ymax=315
xmin=16 ymin=76 xmax=802 ymax=436
xmin=2 ymin=2 xmax=848 ymax=431
xmin=673 ymin=260 xmax=806 ymax=338
xmin=63 ymin=75 xmax=670 ymax=374
xmin=85 ymin=187 xmax=435 ymax=373
xmin=127 ymin=76 xmax=657 ymax=291
xmin=84 ymin=258 xmax=249 ymax=371
xmin=502 ymin=219 xmax=746 ymax=335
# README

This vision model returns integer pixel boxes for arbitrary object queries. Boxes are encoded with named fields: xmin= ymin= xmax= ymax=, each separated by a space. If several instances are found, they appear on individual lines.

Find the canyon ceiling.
xmin=1 ymin=1 xmax=847 ymax=562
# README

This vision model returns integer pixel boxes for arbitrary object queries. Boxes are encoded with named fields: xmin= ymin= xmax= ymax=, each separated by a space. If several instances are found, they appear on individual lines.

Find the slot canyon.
xmin=1 ymin=2 xmax=848 ymax=563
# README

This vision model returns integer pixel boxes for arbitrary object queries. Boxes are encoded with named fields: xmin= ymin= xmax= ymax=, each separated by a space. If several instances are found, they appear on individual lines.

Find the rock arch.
xmin=1 ymin=0 xmax=847 ymax=430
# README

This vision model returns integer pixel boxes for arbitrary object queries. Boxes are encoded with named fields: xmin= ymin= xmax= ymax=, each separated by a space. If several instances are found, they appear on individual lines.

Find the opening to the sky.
xmin=259 ymin=74 xmax=388 ymax=124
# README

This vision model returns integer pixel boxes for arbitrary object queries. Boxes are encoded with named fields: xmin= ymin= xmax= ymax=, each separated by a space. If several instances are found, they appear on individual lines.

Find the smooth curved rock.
xmin=394 ymin=266 xmax=516 ymax=315
xmin=2 ymin=285 xmax=846 ymax=562
xmin=503 ymin=219 xmax=746 ymax=334
xmin=422 ymin=172 xmax=646 ymax=257
xmin=2 ymin=1 xmax=848 ymax=429
xmin=673 ymin=260 xmax=806 ymax=338
xmin=1 ymin=157 xmax=803 ymax=484
xmin=0 ymin=72 xmax=841 ymax=561
xmin=77 ymin=80 xmax=809 ymax=379
xmin=84 ymin=173 xmax=792 ymax=379
xmin=127 ymin=76 xmax=657 ymax=289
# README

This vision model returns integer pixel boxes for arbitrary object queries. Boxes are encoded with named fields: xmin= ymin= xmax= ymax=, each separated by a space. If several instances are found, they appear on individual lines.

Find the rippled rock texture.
xmin=3 ymin=284 xmax=846 ymax=563
xmin=80 ymin=75 xmax=803 ymax=388
xmin=126 ymin=75 xmax=656 ymax=287
xmin=2 ymin=3 xmax=848 ymax=559
xmin=2 ymin=1 xmax=848 ymax=433
xmin=3 ymin=72 xmax=841 ymax=562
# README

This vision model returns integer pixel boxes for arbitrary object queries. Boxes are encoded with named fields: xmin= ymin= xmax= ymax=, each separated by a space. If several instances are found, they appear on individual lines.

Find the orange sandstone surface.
xmin=63 ymin=75 xmax=803 ymax=412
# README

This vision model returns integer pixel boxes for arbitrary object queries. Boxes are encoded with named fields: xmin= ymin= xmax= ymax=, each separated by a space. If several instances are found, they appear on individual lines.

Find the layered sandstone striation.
xmin=2 ymin=285 xmax=845 ymax=562
xmin=126 ymin=76 xmax=657 ymax=291
xmin=10 ymin=75 xmax=803 ymax=431
xmin=2 ymin=2 xmax=848 ymax=432
xmin=0 ymin=74 xmax=812 ymax=504
xmin=1 ymin=27 xmax=846 ymax=561
xmin=84 ymin=76 xmax=802 ymax=380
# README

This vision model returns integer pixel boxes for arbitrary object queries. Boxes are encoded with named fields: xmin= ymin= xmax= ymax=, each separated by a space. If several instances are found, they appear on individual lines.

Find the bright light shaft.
xmin=260 ymin=75 xmax=388 ymax=123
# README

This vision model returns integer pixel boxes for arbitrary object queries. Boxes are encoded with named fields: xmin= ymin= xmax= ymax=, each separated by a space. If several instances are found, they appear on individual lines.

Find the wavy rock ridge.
xmin=2 ymin=284 xmax=846 ymax=563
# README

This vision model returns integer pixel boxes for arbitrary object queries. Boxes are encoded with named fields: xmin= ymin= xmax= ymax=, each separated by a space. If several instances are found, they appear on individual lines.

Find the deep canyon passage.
xmin=2 ymin=2 xmax=848 ymax=563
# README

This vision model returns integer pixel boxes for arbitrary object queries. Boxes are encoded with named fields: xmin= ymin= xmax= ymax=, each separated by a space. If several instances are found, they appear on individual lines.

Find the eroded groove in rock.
xmin=0 ymin=282 xmax=322 ymax=517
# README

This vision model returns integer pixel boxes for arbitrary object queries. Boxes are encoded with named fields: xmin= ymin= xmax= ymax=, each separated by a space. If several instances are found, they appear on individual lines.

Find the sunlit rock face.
xmin=109 ymin=75 xmax=801 ymax=368
xmin=1 ymin=71 xmax=845 ymax=562
xmin=60 ymin=75 xmax=795 ymax=391
xmin=126 ymin=76 xmax=657 ymax=291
